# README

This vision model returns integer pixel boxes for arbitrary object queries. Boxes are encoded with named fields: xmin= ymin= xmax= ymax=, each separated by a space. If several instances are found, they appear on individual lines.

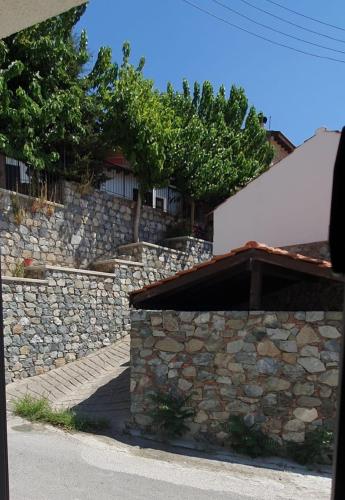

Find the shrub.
xmin=226 ymin=415 xmax=280 ymax=458
xmin=149 ymin=391 xmax=195 ymax=438
xmin=286 ymin=427 xmax=334 ymax=465
xmin=14 ymin=395 xmax=109 ymax=432
xmin=165 ymin=220 xmax=191 ymax=239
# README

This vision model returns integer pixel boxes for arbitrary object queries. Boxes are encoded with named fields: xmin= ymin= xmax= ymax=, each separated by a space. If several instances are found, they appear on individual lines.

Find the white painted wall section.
xmin=0 ymin=0 xmax=86 ymax=39
xmin=214 ymin=128 xmax=340 ymax=255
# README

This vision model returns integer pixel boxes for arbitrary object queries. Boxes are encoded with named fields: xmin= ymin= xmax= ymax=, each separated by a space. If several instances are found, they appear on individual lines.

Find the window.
xmin=144 ymin=192 xmax=153 ymax=207
xmin=132 ymin=189 xmax=153 ymax=207
xmin=155 ymin=197 xmax=165 ymax=211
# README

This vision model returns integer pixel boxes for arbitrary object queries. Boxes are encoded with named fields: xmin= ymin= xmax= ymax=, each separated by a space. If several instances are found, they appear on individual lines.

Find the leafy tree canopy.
xmin=0 ymin=4 xmax=273 ymax=220
xmin=163 ymin=79 xmax=274 ymax=207
xmin=0 ymin=5 xmax=116 ymax=177
xmin=105 ymin=42 xmax=175 ymax=194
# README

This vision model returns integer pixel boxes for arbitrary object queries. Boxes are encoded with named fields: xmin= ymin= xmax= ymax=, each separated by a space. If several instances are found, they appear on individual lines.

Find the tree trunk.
xmin=133 ymin=190 xmax=142 ymax=242
xmin=190 ymin=199 xmax=195 ymax=235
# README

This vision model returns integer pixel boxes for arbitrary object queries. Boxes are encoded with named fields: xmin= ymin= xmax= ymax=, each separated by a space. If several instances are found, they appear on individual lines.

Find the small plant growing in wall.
xmin=12 ymin=261 xmax=25 ymax=278
xmin=286 ymin=427 xmax=334 ymax=465
xmin=149 ymin=390 xmax=195 ymax=438
xmin=226 ymin=416 xmax=280 ymax=458
xmin=226 ymin=416 xmax=334 ymax=465
xmin=10 ymin=193 xmax=26 ymax=225
xmin=75 ymin=170 xmax=94 ymax=196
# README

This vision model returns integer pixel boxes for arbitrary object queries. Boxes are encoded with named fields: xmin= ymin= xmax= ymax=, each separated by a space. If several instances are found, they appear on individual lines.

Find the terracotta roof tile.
xmin=130 ymin=241 xmax=332 ymax=298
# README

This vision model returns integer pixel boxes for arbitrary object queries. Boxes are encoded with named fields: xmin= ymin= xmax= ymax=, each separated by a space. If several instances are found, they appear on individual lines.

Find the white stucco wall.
xmin=0 ymin=0 xmax=86 ymax=39
xmin=214 ymin=128 xmax=340 ymax=255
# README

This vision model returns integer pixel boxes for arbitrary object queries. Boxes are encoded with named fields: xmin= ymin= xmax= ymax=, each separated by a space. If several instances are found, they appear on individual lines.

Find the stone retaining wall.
xmin=3 ymin=242 xmax=210 ymax=383
xmin=0 ymin=183 xmax=180 ymax=274
xmin=3 ymin=262 xmax=163 ymax=382
xmin=117 ymin=240 xmax=212 ymax=274
xmin=130 ymin=310 xmax=341 ymax=445
xmin=282 ymin=241 xmax=330 ymax=260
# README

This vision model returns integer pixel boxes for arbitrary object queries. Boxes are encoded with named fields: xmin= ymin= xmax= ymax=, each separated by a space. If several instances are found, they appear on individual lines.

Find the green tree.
xmin=106 ymin=42 xmax=175 ymax=242
xmin=164 ymin=80 xmax=274 ymax=230
xmin=0 ymin=6 xmax=116 ymax=178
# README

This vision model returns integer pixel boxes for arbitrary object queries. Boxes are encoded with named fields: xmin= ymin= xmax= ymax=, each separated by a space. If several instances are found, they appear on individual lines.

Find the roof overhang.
xmin=130 ymin=242 xmax=344 ymax=311
xmin=0 ymin=0 xmax=86 ymax=39
xmin=268 ymin=130 xmax=295 ymax=153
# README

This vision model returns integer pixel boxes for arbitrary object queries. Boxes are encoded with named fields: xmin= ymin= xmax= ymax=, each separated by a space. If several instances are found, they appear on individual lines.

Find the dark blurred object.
xmin=0 ymin=256 xmax=9 ymax=499
xmin=330 ymin=126 xmax=345 ymax=500
xmin=329 ymin=126 xmax=345 ymax=273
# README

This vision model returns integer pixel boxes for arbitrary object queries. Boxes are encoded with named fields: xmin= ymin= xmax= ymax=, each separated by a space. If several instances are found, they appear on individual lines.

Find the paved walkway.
xmin=6 ymin=336 xmax=130 ymax=434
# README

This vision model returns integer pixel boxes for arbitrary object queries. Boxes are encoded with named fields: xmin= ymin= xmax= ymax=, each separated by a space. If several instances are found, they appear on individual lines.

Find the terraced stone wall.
xmin=0 ymin=182 xmax=179 ymax=274
xmin=3 ymin=261 xmax=165 ymax=383
xmin=130 ymin=310 xmax=341 ymax=445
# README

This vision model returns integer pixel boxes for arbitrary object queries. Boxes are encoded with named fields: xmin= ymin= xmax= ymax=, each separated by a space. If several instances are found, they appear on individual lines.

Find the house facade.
xmin=0 ymin=152 xmax=183 ymax=217
xmin=100 ymin=153 xmax=183 ymax=216
xmin=214 ymin=128 xmax=340 ymax=255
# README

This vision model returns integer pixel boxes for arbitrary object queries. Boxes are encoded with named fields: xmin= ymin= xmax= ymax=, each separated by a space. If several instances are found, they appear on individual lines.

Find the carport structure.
xmin=130 ymin=241 xmax=344 ymax=311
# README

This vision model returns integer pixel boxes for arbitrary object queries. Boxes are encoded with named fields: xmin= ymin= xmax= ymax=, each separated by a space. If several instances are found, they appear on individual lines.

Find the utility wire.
xmin=264 ymin=0 xmax=345 ymax=33
xmin=180 ymin=0 xmax=345 ymax=64
xmin=210 ymin=0 xmax=345 ymax=55
xmin=237 ymin=0 xmax=345 ymax=45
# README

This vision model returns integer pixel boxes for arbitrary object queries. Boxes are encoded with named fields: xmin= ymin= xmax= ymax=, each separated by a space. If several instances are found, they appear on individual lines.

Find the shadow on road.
xmin=70 ymin=363 xmax=332 ymax=479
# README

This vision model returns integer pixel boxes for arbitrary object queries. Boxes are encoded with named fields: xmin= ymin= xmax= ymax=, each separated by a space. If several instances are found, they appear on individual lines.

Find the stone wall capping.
xmin=1 ymin=276 xmax=48 ymax=285
xmin=26 ymin=264 xmax=120 ymax=279
xmin=94 ymin=258 xmax=144 ymax=268
xmin=0 ymin=187 xmax=65 ymax=208
xmin=117 ymin=241 xmax=189 ymax=256
xmin=162 ymin=236 xmax=213 ymax=245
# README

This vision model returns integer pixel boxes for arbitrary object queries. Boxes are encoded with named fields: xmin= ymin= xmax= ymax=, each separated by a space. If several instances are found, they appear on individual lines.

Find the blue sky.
xmin=78 ymin=0 xmax=345 ymax=145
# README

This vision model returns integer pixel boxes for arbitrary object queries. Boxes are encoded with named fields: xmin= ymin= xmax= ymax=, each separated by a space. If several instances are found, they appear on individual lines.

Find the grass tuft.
xmin=14 ymin=395 xmax=109 ymax=432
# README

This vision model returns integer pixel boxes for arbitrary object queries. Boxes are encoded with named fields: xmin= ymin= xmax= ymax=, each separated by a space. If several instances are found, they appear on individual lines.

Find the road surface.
xmin=7 ymin=416 xmax=331 ymax=500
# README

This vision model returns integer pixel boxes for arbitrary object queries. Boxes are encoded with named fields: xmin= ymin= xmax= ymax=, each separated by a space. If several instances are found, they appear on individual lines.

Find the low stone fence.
xmin=130 ymin=310 xmax=341 ymax=445
xmin=3 ymin=235 xmax=212 ymax=383
xmin=3 ymin=269 xmax=129 ymax=382
xmin=117 ymin=239 xmax=212 ymax=274
xmin=0 ymin=182 xmax=180 ymax=274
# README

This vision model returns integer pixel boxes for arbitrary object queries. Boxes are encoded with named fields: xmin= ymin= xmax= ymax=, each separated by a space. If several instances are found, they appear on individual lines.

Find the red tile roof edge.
xmin=130 ymin=241 xmax=332 ymax=298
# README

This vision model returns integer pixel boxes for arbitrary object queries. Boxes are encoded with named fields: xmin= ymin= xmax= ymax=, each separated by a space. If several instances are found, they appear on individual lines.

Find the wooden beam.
xmin=253 ymin=250 xmax=343 ymax=282
xmin=249 ymin=260 xmax=262 ymax=310
xmin=130 ymin=253 xmax=251 ymax=307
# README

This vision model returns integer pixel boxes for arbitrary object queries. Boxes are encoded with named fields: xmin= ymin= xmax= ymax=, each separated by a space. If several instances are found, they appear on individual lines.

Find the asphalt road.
xmin=8 ymin=416 xmax=331 ymax=500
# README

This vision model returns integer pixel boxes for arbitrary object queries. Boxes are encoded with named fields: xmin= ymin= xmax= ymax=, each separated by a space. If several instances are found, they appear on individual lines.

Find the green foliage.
xmin=163 ymin=80 xmax=274 ymax=208
xmin=0 ymin=3 xmax=274 ymax=227
xmin=12 ymin=260 xmax=25 ymax=277
xmin=0 ymin=6 xmax=116 ymax=178
xmin=226 ymin=416 xmax=280 ymax=458
xmin=149 ymin=391 xmax=195 ymax=438
xmin=165 ymin=220 xmax=191 ymax=238
xmin=286 ymin=428 xmax=334 ymax=465
xmin=226 ymin=416 xmax=334 ymax=465
xmin=105 ymin=42 xmax=174 ymax=194
xmin=10 ymin=192 xmax=26 ymax=225
xmin=14 ymin=395 xmax=109 ymax=432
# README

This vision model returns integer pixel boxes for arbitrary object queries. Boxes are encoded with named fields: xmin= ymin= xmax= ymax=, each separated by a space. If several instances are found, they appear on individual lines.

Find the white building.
xmin=0 ymin=0 xmax=85 ymax=39
xmin=213 ymin=127 xmax=340 ymax=255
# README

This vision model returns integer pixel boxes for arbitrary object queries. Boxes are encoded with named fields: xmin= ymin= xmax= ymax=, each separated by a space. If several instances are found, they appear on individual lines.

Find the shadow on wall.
xmin=58 ymin=183 xmax=179 ymax=268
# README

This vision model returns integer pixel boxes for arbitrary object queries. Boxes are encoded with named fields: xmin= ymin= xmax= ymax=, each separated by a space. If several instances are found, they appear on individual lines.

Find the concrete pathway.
xmin=6 ymin=336 xmax=130 ymax=434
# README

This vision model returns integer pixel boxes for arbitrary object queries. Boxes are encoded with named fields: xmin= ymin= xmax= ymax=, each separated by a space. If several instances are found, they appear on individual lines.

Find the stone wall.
xmin=3 ymin=261 xmax=164 ymax=382
xmin=0 ymin=182 xmax=180 ymax=274
xmin=162 ymin=236 xmax=213 ymax=259
xmin=282 ymin=241 xmax=330 ymax=261
xmin=130 ymin=310 xmax=341 ymax=445
xmin=117 ymin=240 xmax=212 ymax=274
xmin=3 ymin=236 xmax=212 ymax=383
